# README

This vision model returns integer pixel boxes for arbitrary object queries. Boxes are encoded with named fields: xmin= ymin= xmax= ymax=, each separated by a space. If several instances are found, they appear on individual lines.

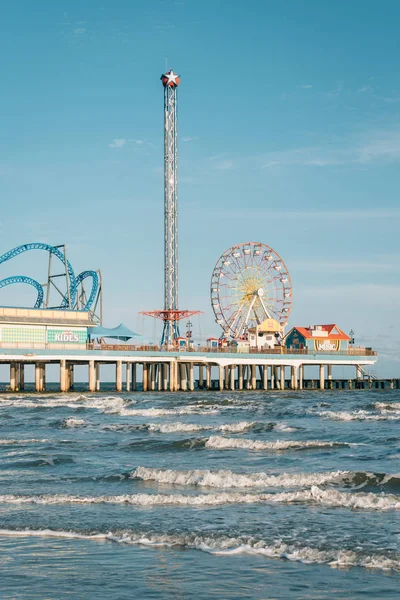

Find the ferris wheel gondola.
xmin=210 ymin=242 xmax=292 ymax=339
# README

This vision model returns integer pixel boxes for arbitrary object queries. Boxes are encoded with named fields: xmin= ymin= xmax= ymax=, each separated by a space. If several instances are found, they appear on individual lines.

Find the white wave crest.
xmin=0 ymin=439 xmax=50 ymax=445
xmin=0 ymin=528 xmax=397 ymax=571
xmin=272 ymin=423 xmax=299 ymax=433
xmin=132 ymin=466 xmax=348 ymax=488
xmin=148 ymin=422 xmax=209 ymax=433
xmin=314 ymin=410 xmax=400 ymax=421
xmin=119 ymin=406 xmax=219 ymax=417
xmin=1 ymin=486 xmax=397 ymax=510
xmin=205 ymin=435 xmax=353 ymax=451
xmin=147 ymin=421 xmax=257 ymax=434
xmin=63 ymin=418 xmax=86 ymax=428
xmin=375 ymin=402 xmax=400 ymax=411
xmin=218 ymin=422 xmax=256 ymax=433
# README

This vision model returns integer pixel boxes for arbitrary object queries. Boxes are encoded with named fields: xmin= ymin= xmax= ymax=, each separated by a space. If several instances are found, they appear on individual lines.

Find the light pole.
xmin=186 ymin=320 xmax=193 ymax=347
xmin=349 ymin=329 xmax=355 ymax=346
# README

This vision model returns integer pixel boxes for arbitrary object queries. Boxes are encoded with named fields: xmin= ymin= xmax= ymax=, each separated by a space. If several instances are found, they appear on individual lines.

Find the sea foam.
xmin=132 ymin=466 xmax=348 ymax=488
xmin=1 ymin=486 xmax=398 ymax=510
xmin=0 ymin=528 xmax=397 ymax=571
xmin=204 ymin=435 xmax=354 ymax=451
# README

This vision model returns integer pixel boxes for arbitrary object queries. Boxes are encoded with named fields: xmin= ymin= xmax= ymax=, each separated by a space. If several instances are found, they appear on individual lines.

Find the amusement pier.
xmin=0 ymin=69 xmax=393 ymax=393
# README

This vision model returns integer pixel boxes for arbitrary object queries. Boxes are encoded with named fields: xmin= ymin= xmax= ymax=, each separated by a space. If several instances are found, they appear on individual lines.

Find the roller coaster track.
xmin=0 ymin=243 xmax=99 ymax=312
xmin=0 ymin=276 xmax=44 ymax=308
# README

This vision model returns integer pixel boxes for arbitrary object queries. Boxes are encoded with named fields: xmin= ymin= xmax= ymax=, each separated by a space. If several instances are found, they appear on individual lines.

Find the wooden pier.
xmin=0 ymin=347 xmax=392 ymax=392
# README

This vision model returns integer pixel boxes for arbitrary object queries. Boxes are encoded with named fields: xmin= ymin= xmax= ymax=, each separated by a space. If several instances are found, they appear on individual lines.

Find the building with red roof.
xmin=284 ymin=324 xmax=351 ymax=353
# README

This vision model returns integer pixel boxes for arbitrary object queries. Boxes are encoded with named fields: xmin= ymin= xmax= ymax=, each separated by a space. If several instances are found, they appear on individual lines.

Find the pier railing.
xmin=86 ymin=344 xmax=377 ymax=357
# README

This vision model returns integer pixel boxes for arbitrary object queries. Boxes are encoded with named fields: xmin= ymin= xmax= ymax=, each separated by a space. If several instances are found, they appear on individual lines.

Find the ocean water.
xmin=0 ymin=388 xmax=399 ymax=599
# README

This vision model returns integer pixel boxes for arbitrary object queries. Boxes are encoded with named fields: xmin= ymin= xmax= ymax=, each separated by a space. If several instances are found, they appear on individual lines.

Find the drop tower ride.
xmin=141 ymin=70 xmax=200 ymax=346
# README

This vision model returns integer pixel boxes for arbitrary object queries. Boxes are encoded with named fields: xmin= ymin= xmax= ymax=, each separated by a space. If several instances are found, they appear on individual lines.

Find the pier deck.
xmin=0 ymin=345 xmax=385 ymax=392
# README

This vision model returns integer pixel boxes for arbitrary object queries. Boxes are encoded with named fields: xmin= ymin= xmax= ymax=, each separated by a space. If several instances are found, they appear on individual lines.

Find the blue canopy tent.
xmin=88 ymin=323 xmax=142 ymax=342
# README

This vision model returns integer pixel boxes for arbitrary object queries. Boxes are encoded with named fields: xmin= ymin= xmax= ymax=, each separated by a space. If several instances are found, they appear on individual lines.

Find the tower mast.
xmin=162 ymin=69 xmax=180 ymax=345
xmin=140 ymin=69 xmax=200 ymax=346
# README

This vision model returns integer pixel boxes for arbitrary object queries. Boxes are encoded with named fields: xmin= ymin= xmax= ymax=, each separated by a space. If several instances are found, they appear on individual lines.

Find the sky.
xmin=0 ymin=0 xmax=399 ymax=376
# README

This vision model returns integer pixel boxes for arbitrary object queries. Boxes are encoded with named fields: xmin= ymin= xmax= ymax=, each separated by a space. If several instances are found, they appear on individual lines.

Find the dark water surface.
xmin=0 ymin=388 xmax=399 ymax=599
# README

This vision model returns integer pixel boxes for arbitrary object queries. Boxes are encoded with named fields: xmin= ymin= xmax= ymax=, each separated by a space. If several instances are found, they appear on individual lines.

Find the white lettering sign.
xmin=317 ymin=340 xmax=338 ymax=351
xmin=54 ymin=331 xmax=79 ymax=343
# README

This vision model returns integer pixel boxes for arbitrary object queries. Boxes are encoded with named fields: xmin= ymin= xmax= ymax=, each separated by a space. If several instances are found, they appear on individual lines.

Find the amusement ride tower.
xmin=141 ymin=70 xmax=200 ymax=346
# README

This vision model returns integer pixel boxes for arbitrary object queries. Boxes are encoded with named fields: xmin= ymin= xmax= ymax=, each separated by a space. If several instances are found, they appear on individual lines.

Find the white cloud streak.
xmin=109 ymin=138 xmax=127 ymax=149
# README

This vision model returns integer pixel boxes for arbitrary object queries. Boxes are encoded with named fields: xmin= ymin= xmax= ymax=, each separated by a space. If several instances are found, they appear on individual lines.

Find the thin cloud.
xmin=73 ymin=28 xmax=87 ymax=36
xmin=260 ymin=129 xmax=400 ymax=168
xmin=300 ymin=84 xmax=313 ymax=89
xmin=109 ymin=138 xmax=127 ymax=149
xmin=214 ymin=160 xmax=234 ymax=171
xmin=199 ymin=208 xmax=400 ymax=221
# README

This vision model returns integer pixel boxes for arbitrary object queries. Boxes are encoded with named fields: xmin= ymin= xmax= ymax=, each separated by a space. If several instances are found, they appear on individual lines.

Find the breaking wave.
xmin=375 ymin=402 xmax=400 ymax=411
xmin=0 ymin=439 xmax=50 ymax=445
xmin=147 ymin=421 xmax=261 ymax=434
xmin=204 ymin=435 xmax=356 ymax=451
xmin=0 ymin=528 xmax=398 ymax=571
xmin=131 ymin=466 xmax=348 ymax=488
xmin=313 ymin=410 xmax=400 ymax=421
xmin=1 ymin=486 xmax=398 ymax=510
xmin=62 ymin=418 xmax=86 ymax=428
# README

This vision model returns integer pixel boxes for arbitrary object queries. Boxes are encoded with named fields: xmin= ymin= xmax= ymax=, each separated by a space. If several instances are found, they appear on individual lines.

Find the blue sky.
xmin=0 ymin=0 xmax=399 ymax=375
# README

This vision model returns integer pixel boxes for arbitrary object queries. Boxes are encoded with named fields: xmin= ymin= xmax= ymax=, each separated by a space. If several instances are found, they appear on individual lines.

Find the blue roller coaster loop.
xmin=0 ymin=243 xmax=100 ymax=312
xmin=0 ymin=276 xmax=44 ymax=308
xmin=0 ymin=243 xmax=77 ymax=308
xmin=74 ymin=271 xmax=99 ymax=312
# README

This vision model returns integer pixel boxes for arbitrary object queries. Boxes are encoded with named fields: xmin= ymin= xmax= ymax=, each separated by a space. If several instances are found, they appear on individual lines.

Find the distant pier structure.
xmin=140 ymin=69 xmax=200 ymax=345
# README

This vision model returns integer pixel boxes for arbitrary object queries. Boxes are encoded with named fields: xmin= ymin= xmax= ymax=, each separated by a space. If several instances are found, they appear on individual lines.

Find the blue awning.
xmin=89 ymin=323 xmax=142 ymax=341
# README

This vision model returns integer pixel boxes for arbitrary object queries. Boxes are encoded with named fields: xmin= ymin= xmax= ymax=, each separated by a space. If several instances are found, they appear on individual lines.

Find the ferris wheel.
xmin=210 ymin=242 xmax=292 ymax=339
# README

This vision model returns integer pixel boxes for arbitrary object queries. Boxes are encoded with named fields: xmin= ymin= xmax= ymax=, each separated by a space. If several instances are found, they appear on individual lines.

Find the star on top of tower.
xmin=161 ymin=69 xmax=181 ymax=87
xmin=166 ymin=70 xmax=178 ymax=84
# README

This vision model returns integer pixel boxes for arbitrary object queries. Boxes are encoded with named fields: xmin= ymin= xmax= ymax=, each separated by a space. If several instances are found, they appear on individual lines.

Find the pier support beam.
xmin=356 ymin=365 xmax=362 ymax=380
xmin=40 ymin=363 xmax=46 ymax=392
xmin=19 ymin=363 xmax=24 ymax=391
xmin=180 ymin=363 xmax=187 ymax=391
xmin=219 ymin=366 xmax=224 ymax=391
xmin=161 ymin=363 xmax=168 ymax=391
xmin=238 ymin=364 xmax=243 ymax=391
xmin=280 ymin=365 xmax=285 ymax=390
xmin=251 ymin=365 xmax=257 ymax=390
xmin=143 ymin=363 xmax=148 ymax=392
xmin=270 ymin=366 xmax=275 ymax=390
xmin=68 ymin=365 xmax=74 ymax=390
xmin=292 ymin=366 xmax=298 ymax=390
xmin=243 ymin=366 xmax=248 ymax=389
xmin=126 ymin=363 xmax=131 ymax=392
xmin=224 ymin=366 xmax=229 ymax=390
xmin=319 ymin=364 xmax=325 ymax=390
xmin=299 ymin=365 xmax=304 ymax=390
xmin=149 ymin=364 xmax=156 ymax=391
xmin=89 ymin=360 xmax=96 ymax=392
xmin=35 ymin=363 xmax=41 ymax=392
xmin=132 ymin=363 xmax=137 ymax=391
xmin=116 ymin=361 xmax=122 ymax=392
xmin=199 ymin=365 xmax=204 ymax=389
xmin=96 ymin=363 xmax=101 ymax=391
xmin=10 ymin=362 xmax=17 ymax=392
xmin=169 ymin=362 xmax=175 ymax=392
xmin=327 ymin=365 xmax=332 ymax=380
xmin=229 ymin=365 xmax=235 ymax=391
xmin=157 ymin=364 xmax=162 ymax=391
xmin=206 ymin=365 xmax=211 ymax=390
xmin=60 ymin=360 xmax=67 ymax=392
xmin=262 ymin=366 xmax=268 ymax=390
xmin=189 ymin=363 xmax=194 ymax=391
